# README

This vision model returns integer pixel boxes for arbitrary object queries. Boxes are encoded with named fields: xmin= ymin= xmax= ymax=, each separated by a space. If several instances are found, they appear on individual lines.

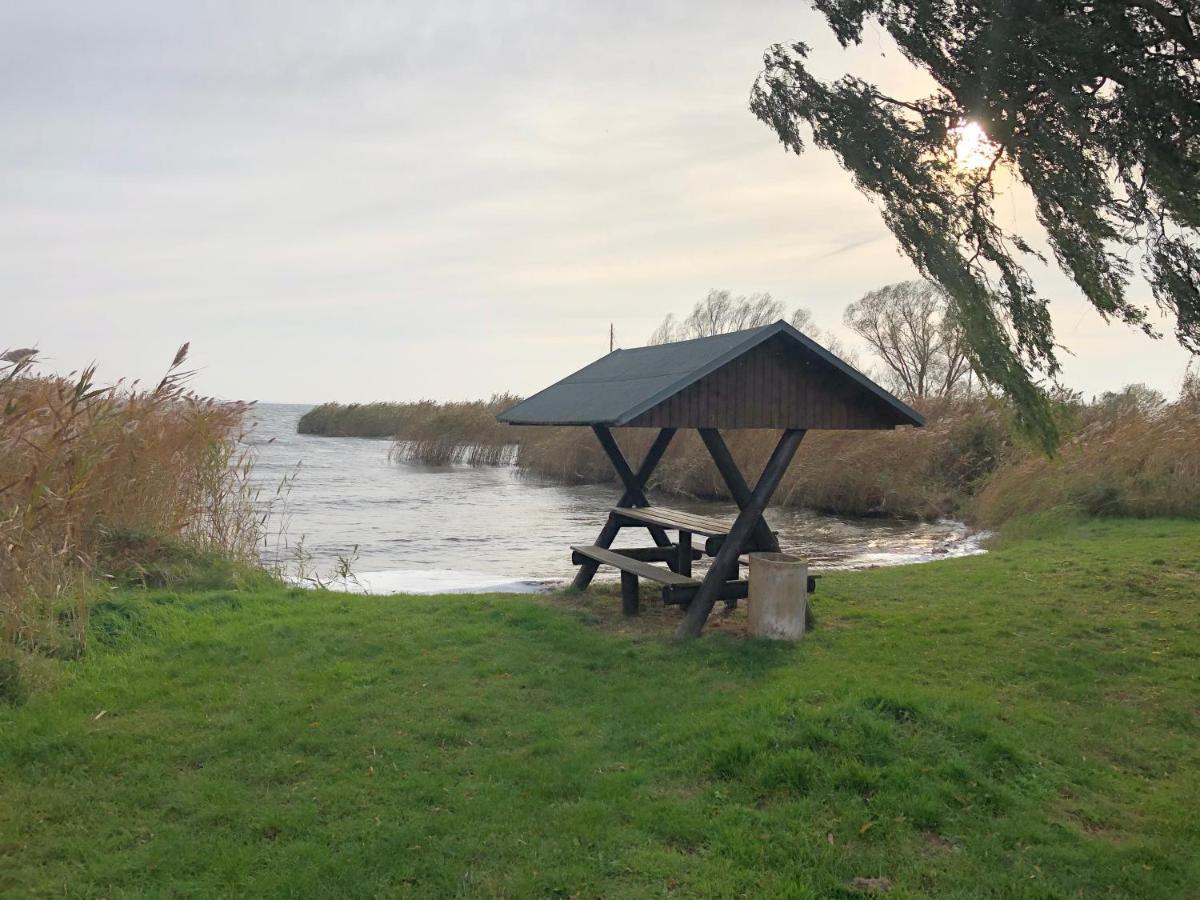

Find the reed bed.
xmin=0 ymin=347 xmax=259 ymax=662
xmin=508 ymin=401 xmax=1007 ymax=518
xmin=972 ymin=387 xmax=1200 ymax=525
xmin=371 ymin=394 xmax=1010 ymax=518
xmin=298 ymin=400 xmax=441 ymax=437
xmin=388 ymin=395 xmax=520 ymax=466
xmin=367 ymin=385 xmax=1200 ymax=524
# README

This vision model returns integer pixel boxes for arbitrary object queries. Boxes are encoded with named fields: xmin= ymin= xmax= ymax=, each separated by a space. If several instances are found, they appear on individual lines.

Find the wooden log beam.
xmin=675 ymin=429 xmax=806 ymax=639
xmin=571 ymin=427 xmax=674 ymax=590
xmin=668 ymin=577 xmax=817 ymax=627
xmin=621 ymin=571 xmax=640 ymax=616
xmin=592 ymin=425 xmax=651 ymax=507
xmin=662 ymin=578 xmax=749 ymax=606
xmin=676 ymin=530 xmax=692 ymax=578
xmin=698 ymin=428 xmax=780 ymax=554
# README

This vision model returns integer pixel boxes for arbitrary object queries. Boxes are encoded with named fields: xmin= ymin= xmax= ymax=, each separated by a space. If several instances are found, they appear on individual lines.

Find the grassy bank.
xmin=2 ymin=518 xmax=1198 ymax=897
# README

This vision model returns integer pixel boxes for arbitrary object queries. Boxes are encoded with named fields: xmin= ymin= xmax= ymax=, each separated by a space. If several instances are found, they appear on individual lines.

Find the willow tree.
xmin=751 ymin=1 xmax=1199 ymax=449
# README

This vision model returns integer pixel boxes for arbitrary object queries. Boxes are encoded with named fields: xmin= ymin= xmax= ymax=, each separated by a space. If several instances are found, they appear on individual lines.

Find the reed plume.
xmin=1 ymin=346 xmax=259 ymax=659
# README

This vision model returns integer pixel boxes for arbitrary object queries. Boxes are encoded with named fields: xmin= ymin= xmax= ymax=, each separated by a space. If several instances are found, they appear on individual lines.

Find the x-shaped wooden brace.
xmin=571 ymin=425 xmax=676 ymax=590
xmin=697 ymin=428 xmax=781 ymax=557
xmin=676 ymin=428 xmax=806 ymax=638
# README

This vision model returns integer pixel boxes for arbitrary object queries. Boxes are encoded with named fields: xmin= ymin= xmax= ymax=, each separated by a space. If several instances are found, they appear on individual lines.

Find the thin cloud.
xmin=2 ymin=1 xmax=1190 ymax=401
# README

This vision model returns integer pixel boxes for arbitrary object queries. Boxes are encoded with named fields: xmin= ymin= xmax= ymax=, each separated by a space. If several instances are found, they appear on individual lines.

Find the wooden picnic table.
xmin=496 ymin=321 xmax=924 ymax=636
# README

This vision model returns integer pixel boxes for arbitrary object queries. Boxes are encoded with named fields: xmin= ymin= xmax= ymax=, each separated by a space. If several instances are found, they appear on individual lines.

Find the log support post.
xmin=676 ymin=530 xmax=692 ymax=578
xmin=620 ymin=571 xmax=640 ymax=616
xmin=675 ymin=429 xmax=806 ymax=639
xmin=572 ymin=426 xmax=675 ymax=590
xmin=698 ymin=428 xmax=781 ymax=554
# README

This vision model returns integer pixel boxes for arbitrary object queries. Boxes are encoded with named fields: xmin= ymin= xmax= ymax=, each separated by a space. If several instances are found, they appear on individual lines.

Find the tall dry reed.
xmin=0 ymin=346 xmax=259 ymax=658
xmin=298 ymin=401 xmax=420 ymax=437
xmin=371 ymin=385 xmax=1200 ymax=525
xmin=389 ymin=394 xmax=520 ymax=466
xmin=510 ymin=397 xmax=1011 ymax=519
xmin=972 ymin=389 xmax=1200 ymax=524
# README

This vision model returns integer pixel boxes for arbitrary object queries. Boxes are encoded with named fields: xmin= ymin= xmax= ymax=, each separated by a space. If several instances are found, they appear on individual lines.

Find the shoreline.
xmin=289 ymin=519 xmax=992 ymax=596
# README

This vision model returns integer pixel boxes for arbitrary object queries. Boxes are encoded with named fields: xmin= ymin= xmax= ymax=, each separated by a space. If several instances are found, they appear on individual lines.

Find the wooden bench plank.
xmin=570 ymin=545 xmax=698 ymax=587
xmin=571 ymin=545 xmax=701 ymax=567
xmin=610 ymin=506 xmax=735 ymax=537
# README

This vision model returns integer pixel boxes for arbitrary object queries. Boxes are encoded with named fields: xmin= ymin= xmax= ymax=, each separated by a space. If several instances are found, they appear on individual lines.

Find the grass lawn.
xmin=2 ymin=517 xmax=1198 ymax=898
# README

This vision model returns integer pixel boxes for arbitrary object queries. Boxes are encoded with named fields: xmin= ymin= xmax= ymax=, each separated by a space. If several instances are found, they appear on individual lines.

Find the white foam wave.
xmin=296 ymin=568 xmax=553 ymax=595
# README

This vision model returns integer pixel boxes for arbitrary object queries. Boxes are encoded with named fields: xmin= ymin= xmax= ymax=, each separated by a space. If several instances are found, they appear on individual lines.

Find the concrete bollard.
xmin=748 ymin=552 xmax=808 ymax=641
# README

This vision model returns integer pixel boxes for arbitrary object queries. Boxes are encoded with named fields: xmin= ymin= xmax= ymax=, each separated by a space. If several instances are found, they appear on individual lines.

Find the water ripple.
xmin=249 ymin=404 xmax=987 ymax=594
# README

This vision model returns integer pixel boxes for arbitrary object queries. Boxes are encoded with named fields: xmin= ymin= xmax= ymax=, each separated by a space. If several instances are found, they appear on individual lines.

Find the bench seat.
xmin=571 ymin=545 xmax=701 ymax=567
xmin=570 ymin=544 xmax=819 ymax=617
xmin=571 ymin=544 xmax=699 ymax=616
xmin=569 ymin=545 xmax=698 ymax=586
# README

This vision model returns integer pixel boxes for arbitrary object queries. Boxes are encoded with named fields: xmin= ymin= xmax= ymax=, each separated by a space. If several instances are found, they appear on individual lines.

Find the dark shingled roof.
xmin=497 ymin=320 xmax=924 ymax=428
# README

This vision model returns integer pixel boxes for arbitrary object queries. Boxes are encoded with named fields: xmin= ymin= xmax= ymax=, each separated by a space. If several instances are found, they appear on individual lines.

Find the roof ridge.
xmin=622 ymin=321 xmax=777 ymax=353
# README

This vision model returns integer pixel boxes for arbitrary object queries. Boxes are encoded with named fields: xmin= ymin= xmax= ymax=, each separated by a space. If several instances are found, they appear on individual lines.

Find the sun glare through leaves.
xmin=953 ymin=120 xmax=998 ymax=171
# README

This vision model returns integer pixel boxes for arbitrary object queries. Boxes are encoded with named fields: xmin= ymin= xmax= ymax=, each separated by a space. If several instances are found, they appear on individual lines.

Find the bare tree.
xmin=647 ymin=314 xmax=681 ymax=346
xmin=843 ymin=280 xmax=973 ymax=399
xmin=649 ymin=290 xmax=815 ymax=344
xmin=789 ymin=306 xmax=814 ymax=332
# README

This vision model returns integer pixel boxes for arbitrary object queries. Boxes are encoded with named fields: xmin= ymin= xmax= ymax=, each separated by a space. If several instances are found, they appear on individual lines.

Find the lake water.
xmin=246 ymin=403 xmax=987 ymax=593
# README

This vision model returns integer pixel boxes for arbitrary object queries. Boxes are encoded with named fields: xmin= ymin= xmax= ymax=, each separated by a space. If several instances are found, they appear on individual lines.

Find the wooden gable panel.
xmin=625 ymin=334 xmax=904 ymax=430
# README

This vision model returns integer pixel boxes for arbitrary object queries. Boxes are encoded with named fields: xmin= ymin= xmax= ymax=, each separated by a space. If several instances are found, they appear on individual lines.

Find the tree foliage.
xmin=844 ymin=280 xmax=973 ymax=398
xmin=751 ymin=1 xmax=1200 ymax=450
xmin=1094 ymin=382 xmax=1167 ymax=418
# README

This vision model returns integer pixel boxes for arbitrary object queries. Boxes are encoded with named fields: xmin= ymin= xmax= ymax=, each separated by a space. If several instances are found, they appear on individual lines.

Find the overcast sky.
xmin=3 ymin=1 xmax=1194 ymax=403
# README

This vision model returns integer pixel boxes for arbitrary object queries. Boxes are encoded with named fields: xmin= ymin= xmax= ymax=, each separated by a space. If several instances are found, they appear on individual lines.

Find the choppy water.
xmin=247 ymin=403 xmax=987 ymax=594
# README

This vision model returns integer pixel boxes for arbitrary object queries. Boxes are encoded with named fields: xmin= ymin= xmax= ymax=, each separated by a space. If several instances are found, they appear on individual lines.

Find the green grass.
xmin=2 ymin=518 xmax=1198 ymax=898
